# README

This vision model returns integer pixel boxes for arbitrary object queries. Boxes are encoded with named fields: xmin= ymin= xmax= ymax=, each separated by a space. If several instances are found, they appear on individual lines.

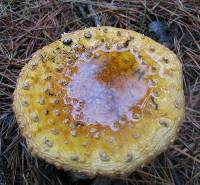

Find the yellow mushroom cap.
xmin=13 ymin=26 xmax=185 ymax=177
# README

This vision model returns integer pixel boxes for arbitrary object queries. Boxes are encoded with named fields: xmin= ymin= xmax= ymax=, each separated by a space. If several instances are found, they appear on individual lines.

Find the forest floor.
xmin=0 ymin=1 xmax=200 ymax=185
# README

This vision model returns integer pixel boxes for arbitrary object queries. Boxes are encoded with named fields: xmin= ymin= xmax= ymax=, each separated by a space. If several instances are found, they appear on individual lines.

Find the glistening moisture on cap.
xmin=13 ymin=26 xmax=185 ymax=177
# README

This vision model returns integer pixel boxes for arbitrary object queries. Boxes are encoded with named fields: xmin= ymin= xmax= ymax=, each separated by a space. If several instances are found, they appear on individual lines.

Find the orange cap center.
xmin=61 ymin=49 xmax=151 ymax=130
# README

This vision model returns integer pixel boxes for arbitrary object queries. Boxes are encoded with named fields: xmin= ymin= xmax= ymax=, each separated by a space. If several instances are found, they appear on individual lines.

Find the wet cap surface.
xmin=13 ymin=26 xmax=185 ymax=177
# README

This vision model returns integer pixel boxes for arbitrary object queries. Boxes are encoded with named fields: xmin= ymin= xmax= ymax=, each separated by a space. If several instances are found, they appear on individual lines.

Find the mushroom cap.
xmin=13 ymin=26 xmax=184 ymax=177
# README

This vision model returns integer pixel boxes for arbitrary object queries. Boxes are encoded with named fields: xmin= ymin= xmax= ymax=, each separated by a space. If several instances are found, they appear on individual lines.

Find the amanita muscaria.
xmin=13 ymin=26 xmax=184 ymax=177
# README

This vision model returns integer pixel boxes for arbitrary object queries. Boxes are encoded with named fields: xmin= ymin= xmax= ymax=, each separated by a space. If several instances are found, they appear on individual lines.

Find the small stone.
xmin=22 ymin=82 xmax=29 ymax=90
xmin=84 ymin=31 xmax=92 ymax=39
xmin=99 ymin=150 xmax=109 ymax=161
xmin=50 ymin=128 xmax=59 ymax=135
xmin=125 ymin=152 xmax=133 ymax=162
xmin=70 ymin=153 xmax=79 ymax=161
xmin=70 ymin=130 xmax=77 ymax=137
xmin=63 ymin=38 xmax=73 ymax=45
xmin=38 ymin=99 xmax=45 ymax=105
xmin=44 ymin=137 xmax=53 ymax=147
xmin=32 ymin=113 xmax=39 ymax=122
xmin=22 ymin=100 xmax=29 ymax=107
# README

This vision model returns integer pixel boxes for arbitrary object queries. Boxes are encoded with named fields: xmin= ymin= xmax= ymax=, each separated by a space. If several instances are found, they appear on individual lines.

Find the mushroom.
xmin=13 ymin=26 xmax=185 ymax=177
